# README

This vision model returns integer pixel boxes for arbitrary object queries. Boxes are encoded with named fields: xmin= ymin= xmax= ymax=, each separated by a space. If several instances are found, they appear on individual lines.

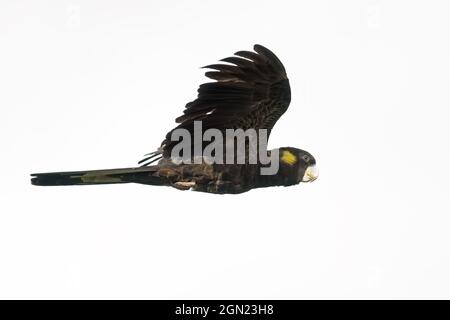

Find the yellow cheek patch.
xmin=280 ymin=150 xmax=297 ymax=166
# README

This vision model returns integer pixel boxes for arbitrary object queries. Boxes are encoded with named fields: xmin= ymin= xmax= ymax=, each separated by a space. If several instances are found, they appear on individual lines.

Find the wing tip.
xmin=253 ymin=44 xmax=287 ymax=74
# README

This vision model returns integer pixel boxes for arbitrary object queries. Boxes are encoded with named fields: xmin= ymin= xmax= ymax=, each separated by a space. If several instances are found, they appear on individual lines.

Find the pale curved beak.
xmin=302 ymin=165 xmax=319 ymax=182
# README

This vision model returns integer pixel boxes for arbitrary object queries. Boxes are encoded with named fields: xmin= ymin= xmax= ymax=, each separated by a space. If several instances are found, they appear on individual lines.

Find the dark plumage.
xmin=155 ymin=44 xmax=291 ymax=161
xmin=31 ymin=45 xmax=318 ymax=194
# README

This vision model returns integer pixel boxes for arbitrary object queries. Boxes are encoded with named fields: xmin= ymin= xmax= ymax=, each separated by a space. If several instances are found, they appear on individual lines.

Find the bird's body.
xmin=31 ymin=45 xmax=318 ymax=194
xmin=31 ymin=147 xmax=316 ymax=194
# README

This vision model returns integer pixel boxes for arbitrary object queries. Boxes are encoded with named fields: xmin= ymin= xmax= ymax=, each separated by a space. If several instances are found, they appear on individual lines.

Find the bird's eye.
xmin=302 ymin=155 xmax=310 ymax=162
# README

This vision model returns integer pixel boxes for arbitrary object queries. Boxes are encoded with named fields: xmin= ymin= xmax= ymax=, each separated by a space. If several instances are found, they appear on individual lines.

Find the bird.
xmin=31 ymin=44 xmax=318 ymax=194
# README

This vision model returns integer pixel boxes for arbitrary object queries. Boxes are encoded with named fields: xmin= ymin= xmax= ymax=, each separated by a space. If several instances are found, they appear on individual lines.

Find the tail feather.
xmin=30 ymin=166 xmax=164 ymax=186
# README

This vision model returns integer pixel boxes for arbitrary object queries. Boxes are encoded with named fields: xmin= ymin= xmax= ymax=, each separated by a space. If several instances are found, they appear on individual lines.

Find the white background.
xmin=1 ymin=0 xmax=449 ymax=299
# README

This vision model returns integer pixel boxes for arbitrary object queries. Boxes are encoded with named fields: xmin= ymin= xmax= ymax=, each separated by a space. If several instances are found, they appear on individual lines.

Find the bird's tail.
xmin=30 ymin=166 xmax=165 ymax=186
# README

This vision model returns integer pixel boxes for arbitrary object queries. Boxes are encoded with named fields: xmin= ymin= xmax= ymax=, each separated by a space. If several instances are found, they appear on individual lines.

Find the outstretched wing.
xmin=140 ymin=44 xmax=291 ymax=165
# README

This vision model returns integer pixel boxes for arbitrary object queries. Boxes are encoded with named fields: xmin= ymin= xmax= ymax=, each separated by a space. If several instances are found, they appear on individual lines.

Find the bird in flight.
xmin=31 ymin=44 xmax=318 ymax=194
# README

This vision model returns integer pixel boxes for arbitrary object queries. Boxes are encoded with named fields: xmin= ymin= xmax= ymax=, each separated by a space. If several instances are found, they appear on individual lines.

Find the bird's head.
xmin=277 ymin=147 xmax=318 ymax=184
